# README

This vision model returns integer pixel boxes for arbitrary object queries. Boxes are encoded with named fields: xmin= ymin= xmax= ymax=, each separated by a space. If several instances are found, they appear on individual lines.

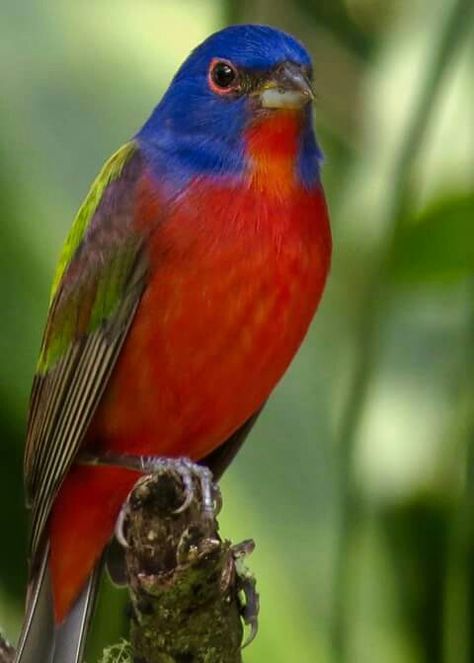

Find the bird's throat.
xmin=245 ymin=110 xmax=304 ymax=197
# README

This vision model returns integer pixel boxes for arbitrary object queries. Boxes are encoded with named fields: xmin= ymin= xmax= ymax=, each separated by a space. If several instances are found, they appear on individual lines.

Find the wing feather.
xmin=24 ymin=143 xmax=151 ymax=565
xmin=29 ymin=293 xmax=142 ymax=559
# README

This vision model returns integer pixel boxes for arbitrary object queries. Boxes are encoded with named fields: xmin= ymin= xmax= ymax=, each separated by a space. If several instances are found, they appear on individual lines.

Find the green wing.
xmin=24 ymin=141 xmax=149 ymax=564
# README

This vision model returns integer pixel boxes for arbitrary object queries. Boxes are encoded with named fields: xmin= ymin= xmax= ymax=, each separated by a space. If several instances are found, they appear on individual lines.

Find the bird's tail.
xmin=14 ymin=544 xmax=101 ymax=663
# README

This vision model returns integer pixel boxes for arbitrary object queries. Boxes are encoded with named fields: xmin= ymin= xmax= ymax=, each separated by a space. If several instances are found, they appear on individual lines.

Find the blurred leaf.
xmin=382 ymin=498 xmax=451 ymax=663
xmin=390 ymin=193 xmax=474 ymax=283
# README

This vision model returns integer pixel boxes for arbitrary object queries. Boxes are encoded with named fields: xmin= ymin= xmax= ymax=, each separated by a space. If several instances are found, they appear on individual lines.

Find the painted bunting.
xmin=16 ymin=24 xmax=331 ymax=662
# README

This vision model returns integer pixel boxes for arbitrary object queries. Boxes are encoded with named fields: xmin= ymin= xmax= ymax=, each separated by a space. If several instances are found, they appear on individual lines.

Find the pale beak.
xmin=259 ymin=61 xmax=314 ymax=110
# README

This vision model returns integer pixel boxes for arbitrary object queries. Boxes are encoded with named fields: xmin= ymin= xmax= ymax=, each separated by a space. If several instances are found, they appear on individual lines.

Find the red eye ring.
xmin=208 ymin=58 xmax=239 ymax=95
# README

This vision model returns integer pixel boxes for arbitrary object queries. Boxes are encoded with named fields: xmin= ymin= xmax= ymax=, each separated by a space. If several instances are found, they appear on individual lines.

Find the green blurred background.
xmin=1 ymin=1 xmax=473 ymax=661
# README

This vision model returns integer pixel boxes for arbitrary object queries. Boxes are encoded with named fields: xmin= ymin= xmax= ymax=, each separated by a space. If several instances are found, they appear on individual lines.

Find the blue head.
xmin=137 ymin=25 xmax=322 ymax=188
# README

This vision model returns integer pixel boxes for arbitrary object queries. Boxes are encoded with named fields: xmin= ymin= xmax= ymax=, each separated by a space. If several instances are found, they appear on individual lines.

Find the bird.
xmin=15 ymin=24 xmax=332 ymax=662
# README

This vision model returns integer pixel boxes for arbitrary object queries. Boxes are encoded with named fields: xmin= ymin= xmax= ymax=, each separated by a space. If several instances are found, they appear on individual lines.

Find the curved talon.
xmin=173 ymin=464 xmax=195 ymax=514
xmin=114 ymin=502 xmax=130 ymax=548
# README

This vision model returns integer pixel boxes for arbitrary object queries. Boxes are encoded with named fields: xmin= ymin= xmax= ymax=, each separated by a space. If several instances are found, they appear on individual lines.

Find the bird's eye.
xmin=209 ymin=59 xmax=238 ymax=93
xmin=212 ymin=62 xmax=235 ymax=87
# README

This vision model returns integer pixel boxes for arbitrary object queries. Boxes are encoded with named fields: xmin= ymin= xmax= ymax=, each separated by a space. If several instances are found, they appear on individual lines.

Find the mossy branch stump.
xmin=122 ymin=468 xmax=257 ymax=663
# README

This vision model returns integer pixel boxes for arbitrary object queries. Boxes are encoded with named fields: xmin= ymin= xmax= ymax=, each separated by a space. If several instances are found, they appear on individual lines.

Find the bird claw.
xmin=171 ymin=459 xmax=196 ymax=514
xmin=134 ymin=456 xmax=219 ymax=518
xmin=89 ymin=453 xmax=221 ymax=547
xmin=232 ymin=539 xmax=259 ymax=648
xmin=114 ymin=501 xmax=130 ymax=548
xmin=169 ymin=459 xmax=218 ymax=518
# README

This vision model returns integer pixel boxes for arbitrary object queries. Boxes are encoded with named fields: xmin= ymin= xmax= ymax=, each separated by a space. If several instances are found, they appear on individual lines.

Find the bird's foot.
xmin=232 ymin=539 xmax=259 ymax=647
xmin=78 ymin=452 xmax=221 ymax=546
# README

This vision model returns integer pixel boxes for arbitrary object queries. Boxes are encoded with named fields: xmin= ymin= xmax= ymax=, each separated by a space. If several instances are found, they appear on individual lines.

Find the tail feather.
xmin=15 ymin=544 xmax=54 ymax=663
xmin=15 ymin=545 xmax=102 ymax=663
xmin=53 ymin=564 xmax=101 ymax=663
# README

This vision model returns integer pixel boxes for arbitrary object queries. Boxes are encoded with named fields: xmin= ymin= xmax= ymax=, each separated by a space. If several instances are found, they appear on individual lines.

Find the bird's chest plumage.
xmin=89 ymin=175 xmax=330 ymax=460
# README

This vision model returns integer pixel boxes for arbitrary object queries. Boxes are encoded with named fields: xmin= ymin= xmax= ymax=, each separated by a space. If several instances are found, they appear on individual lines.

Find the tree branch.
xmin=121 ymin=468 xmax=257 ymax=663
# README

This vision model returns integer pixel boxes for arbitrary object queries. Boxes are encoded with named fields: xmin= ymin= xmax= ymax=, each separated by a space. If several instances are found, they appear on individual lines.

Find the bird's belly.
xmin=88 ymin=201 xmax=326 ymax=461
xmin=90 ymin=258 xmax=314 ymax=459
